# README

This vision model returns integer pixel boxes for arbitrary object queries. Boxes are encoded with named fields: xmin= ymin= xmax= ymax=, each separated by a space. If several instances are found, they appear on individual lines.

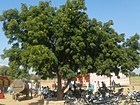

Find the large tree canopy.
xmin=0 ymin=0 xmax=140 ymax=99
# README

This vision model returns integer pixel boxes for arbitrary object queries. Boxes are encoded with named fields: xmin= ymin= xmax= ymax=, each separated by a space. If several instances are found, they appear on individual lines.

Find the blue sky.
xmin=0 ymin=0 xmax=140 ymax=73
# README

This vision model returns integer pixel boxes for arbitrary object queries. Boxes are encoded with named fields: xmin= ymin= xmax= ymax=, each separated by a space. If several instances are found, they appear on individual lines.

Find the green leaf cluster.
xmin=0 ymin=0 xmax=140 ymax=81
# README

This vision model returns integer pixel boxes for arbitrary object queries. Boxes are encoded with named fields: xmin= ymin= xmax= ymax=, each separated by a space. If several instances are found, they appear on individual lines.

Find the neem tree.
xmin=0 ymin=0 xmax=140 ymax=100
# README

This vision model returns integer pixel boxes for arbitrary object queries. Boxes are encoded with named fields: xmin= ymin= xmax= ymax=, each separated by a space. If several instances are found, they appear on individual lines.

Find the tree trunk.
xmin=56 ymin=70 xmax=71 ymax=100
xmin=56 ymin=70 xmax=63 ymax=100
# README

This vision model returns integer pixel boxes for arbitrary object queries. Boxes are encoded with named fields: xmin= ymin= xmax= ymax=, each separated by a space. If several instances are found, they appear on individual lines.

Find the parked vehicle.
xmin=64 ymin=86 xmax=123 ymax=105
xmin=11 ymin=79 xmax=30 ymax=100
xmin=124 ymin=87 xmax=140 ymax=105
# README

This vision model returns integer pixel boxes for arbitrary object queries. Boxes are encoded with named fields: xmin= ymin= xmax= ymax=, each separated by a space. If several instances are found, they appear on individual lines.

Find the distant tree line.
xmin=130 ymin=71 xmax=140 ymax=76
xmin=0 ymin=65 xmax=34 ymax=80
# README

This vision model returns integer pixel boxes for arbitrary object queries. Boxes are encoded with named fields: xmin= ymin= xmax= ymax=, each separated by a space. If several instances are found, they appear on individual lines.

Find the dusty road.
xmin=0 ymin=93 xmax=65 ymax=105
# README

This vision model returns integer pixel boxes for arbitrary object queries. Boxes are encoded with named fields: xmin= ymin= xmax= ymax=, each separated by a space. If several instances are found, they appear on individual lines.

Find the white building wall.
xmin=89 ymin=73 xmax=130 ymax=87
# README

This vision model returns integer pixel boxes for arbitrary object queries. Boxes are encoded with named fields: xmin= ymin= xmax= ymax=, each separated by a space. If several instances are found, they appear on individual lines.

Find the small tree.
xmin=130 ymin=72 xmax=137 ymax=76
xmin=0 ymin=65 xmax=9 ymax=75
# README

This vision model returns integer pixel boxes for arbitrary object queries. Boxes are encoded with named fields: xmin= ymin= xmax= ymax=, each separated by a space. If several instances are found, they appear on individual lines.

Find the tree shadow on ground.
xmin=28 ymin=99 xmax=44 ymax=105
xmin=17 ymin=96 xmax=34 ymax=102
xmin=119 ymin=85 xmax=130 ymax=87
xmin=122 ymin=94 xmax=127 ymax=100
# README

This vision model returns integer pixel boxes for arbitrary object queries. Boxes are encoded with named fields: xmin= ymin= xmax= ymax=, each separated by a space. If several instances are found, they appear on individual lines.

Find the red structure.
xmin=0 ymin=76 xmax=11 ymax=93
xmin=0 ymin=91 xmax=5 ymax=99
xmin=76 ymin=74 xmax=90 ymax=86
xmin=0 ymin=76 xmax=9 ymax=79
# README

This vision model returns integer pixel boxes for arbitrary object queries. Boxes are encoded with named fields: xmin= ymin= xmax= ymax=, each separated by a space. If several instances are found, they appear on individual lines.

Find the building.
xmin=76 ymin=73 xmax=130 ymax=87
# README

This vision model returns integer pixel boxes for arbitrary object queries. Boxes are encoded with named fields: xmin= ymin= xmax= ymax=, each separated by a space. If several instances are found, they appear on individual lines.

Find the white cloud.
xmin=134 ymin=68 xmax=140 ymax=74
xmin=0 ymin=58 xmax=8 ymax=66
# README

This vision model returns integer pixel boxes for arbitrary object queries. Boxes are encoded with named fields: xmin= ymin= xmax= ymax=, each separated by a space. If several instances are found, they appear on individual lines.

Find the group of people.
xmin=88 ymin=80 xmax=117 ymax=94
xmin=5 ymin=79 xmax=116 ymax=101
xmin=41 ymin=86 xmax=50 ymax=99
xmin=68 ymin=80 xmax=116 ymax=94
xmin=28 ymin=81 xmax=43 ymax=98
xmin=87 ymin=81 xmax=102 ymax=93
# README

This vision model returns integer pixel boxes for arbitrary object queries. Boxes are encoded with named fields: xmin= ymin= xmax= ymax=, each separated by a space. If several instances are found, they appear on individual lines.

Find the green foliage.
xmin=30 ymin=74 xmax=40 ymax=82
xmin=0 ymin=0 xmax=140 ymax=99
xmin=0 ymin=65 xmax=10 ymax=75
xmin=0 ymin=65 xmax=30 ymax=79
xmin=121 ymin=34 xmax=140 ymax=75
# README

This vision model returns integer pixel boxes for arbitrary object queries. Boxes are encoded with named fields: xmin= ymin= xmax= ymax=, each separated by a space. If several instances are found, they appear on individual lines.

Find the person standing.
xmin=112 ymin=80 xmax=116 ymax=92
xmin=86 ymin=81 xmax=89 ymax=90
xmin=7 ymin=86 xmax=12 ymax=94
xmin=97 ymin=81 xmax=100 ymax=90
xmin=43 ymin=86 xmax=49 ymax=105
xmin=33 ymin=82 xmax=39 ymax=98
xmin=0 ymin=89 xmax=5 ymax=99
xmin=28 ymin=82 xmax=33 ymax=98
xmin=68 ymin=81 xmax=73 ymax=90
xmin=90 ymin=80 xmax=94 ymax=92
xmin=54 ymin=81 xmax=58 ymax=90
xmin=94 ymin=81 xmax=97 ymax=93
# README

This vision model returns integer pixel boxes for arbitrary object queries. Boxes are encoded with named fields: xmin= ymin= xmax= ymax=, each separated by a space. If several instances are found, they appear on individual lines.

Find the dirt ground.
xmin=0 ymin=80 xmax=64 ymax=105
xmin=0 ymin=80 xmax=139 ymax=105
